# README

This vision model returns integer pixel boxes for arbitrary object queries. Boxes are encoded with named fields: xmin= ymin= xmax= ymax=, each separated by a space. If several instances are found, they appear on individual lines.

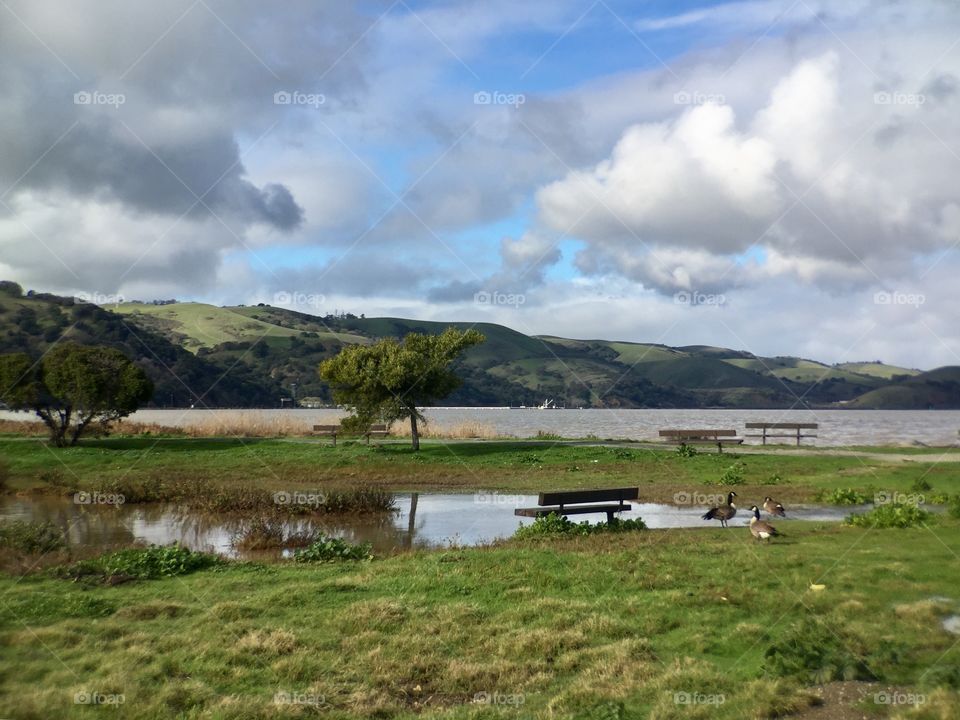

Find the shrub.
xmin=911 ymin=478 xmax=933 ymax=492
xmin=675 ymin=443 xmax=698 ymax=458
xmin=0 ymin=520 xmax=65 ymax=554
xmin=763 ymin=472 xmax=785 ymax=485
xmin=815 ymin=487 xmax=871 ymax=505
xmin=56 ymin=544 xmax=220 ymax=582
xmin=844 ymin=503 xmax=933 ymax=529
xmin=293 ymin=535 xmax=372 ymax=563
xmin=102 ymin=545 xmax=220 ymax=578
xmin=38 ymin=469 xmax=70 ymax=489
xmin=232 ymin=518 xmax=321 ymax=550
xmin=949 ymin=495 xmax=960 ymax=520
xmin=513 ymin=513 xmax=646 ymax=539
xmin=703 ymin=461 xmax=746 ymax=486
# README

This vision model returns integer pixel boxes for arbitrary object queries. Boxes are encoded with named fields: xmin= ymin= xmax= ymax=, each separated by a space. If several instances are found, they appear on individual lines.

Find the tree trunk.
xmin=409 ymin=414 xmax=420 ymax=451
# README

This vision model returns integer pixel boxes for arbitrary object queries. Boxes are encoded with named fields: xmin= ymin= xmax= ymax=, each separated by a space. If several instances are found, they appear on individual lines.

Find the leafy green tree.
xmin=319 ymin=328 xmax=484 ymax=450
xmin=0 ymin=343 xmax=153 ymax=446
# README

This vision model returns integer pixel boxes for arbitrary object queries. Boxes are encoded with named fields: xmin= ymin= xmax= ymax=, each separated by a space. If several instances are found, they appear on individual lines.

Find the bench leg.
xmin=717 ymin=441 xmax=723 ymax=454
xmin=606 ymin=510 xmax=615 ymax=524
xmin=365 ymin=434 xmax=370 ymax=445
xmin=332 ymin=434 xmax=336 ymax=447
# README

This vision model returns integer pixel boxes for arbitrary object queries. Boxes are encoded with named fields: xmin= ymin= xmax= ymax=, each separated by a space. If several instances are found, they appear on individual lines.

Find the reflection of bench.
xmin=745 ymin=422 xmax=818 ymax=446
xmin=659 ymin=429 xmax=743 ymax=453
xmin=312 ymin=423 xmax=389 ymax=446
xmin=514 ymin=487 xmax=639 ymax=523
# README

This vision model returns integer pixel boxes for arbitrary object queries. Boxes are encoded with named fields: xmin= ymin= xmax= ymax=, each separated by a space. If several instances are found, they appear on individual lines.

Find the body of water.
xmin=6 ymin=407 xmax=952 ymax=447
xmin=1 ymin=493 xmax=864 ymax=559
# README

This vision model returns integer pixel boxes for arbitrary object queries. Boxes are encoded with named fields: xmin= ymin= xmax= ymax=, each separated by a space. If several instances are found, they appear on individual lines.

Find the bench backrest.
xmin=538 ymin=487 xmax=639 ymax=506
xmin=744 ymin=422 xmax=818 ymax=429
xmin=313 ymin=424 xmax=388 ymax=432
xmin=659 ymin=429 xmax=738 ymax=438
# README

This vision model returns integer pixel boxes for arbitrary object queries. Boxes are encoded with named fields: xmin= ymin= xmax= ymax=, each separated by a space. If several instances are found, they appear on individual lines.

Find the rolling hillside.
xmin=0 ymin=283 xmax=953 ymax=409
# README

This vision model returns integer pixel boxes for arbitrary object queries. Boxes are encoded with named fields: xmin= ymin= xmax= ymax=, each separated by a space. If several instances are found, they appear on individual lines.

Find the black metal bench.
xmin=312 ymin=423 xmax=389 ymax=446
xmin=514 ymin=487 xmax=639 ymax=523
xmin=745 ymin=422 xmax=818 ymax=446
xmin=659 ymin=429 xmax=744 ymax=453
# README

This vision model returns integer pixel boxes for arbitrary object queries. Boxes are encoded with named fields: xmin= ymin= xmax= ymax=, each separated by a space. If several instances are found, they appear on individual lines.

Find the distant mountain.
xmin=0 ymin=283 xmax=948 ymax=409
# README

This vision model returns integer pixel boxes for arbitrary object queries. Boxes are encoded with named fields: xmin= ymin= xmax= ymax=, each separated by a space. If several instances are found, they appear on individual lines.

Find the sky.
xmin=1 ymin=0 xmax=959 ymax=369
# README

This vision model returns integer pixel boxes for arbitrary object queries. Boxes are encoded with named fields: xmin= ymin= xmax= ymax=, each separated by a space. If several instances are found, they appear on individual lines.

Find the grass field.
xmin=3 ymin=437 xmax=960 ymax=502
xmin=2 ymin=520 xmax=959 ymax=718
xmin=3 ymin=436 xmax=960 ymax=718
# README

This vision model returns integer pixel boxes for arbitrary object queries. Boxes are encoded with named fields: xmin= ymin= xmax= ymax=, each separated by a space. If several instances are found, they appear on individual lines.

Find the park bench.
xmin=514 ymin=487 xmax=639 ymax=523
xmin=658 ymin=429 xmax=744 ymax=453
xmin=745 ymin=422 xmax=818 ymax=446
xmin=312 ymin=423 xmax=389 ymax=446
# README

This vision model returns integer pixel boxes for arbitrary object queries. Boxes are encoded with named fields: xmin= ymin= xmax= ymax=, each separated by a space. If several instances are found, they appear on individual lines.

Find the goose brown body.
xmin=702 ymin=492 xmax=737 ymax=528
xmin=763 ymin=496 xmax=786 ymax=517
xmin=748 ymin=505 xmax=779 ymax=541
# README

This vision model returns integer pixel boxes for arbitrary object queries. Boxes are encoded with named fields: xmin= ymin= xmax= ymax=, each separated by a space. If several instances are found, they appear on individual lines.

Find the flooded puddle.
xmin=0 ymin=493 xmax=864 ymax=559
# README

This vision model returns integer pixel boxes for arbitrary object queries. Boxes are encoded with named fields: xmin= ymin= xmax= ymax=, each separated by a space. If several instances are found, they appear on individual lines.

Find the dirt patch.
xmin=789 ymin=682 xmax=924 ymax=719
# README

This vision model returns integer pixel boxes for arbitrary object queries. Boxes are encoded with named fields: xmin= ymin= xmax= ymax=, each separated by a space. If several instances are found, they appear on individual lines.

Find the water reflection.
xmin=0 ymin=493 xmax=876 ymax=559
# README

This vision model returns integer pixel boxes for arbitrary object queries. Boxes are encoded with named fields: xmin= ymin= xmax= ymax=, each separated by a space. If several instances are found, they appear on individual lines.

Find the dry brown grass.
xmin=0 ymin=414 xmax=503 ymax=440
xmin=389 ymin=419 xmax=501 ymax=440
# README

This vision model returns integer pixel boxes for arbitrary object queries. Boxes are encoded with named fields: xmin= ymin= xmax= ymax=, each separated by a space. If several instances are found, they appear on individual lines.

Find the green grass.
xmin=837 ymin=362 xmax=921 ymax=379
xmin=3 ymin=438 xmax=959 ymax=504
xmin=113 ymin=302 xmax=302 ymax=352
xmin=2 ymin=522 xmax=959 ymax=718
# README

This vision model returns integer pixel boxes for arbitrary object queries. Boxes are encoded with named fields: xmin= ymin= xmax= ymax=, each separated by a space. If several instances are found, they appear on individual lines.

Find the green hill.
xmin=836 ymin=361 xmax=921 ymax=379
xmin=849 ymin=367 xmax=960 ymax=409
xmin=1 ymin=283 xmax=954 ymax=410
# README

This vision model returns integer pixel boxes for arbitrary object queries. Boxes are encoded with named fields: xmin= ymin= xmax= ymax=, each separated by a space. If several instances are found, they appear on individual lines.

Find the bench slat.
xmin=745 ymin=422 xmax=818 ymax=429
xmin=539 ymin=487 xmax=639 ymax=506
xmin=659 ymin=429 xmax=739 ymax=437
xmin=515 ymin=503 xmax=632 ymax=518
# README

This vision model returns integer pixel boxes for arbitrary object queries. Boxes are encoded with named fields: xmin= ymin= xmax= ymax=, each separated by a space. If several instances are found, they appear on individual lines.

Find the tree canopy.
xmin=319 ymin=328 xmax=484 ymax=450
xmin=0 ymin=343 xmax=153 ymax=446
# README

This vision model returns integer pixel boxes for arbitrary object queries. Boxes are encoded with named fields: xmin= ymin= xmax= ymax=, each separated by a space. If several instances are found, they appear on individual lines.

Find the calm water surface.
xmin=0 ymin=493 xmax=862 ymax=559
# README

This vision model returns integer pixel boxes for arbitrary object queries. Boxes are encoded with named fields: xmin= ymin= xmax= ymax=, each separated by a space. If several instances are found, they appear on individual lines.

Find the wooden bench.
xmin=514 ymin=487 xmax=639 ymax=523
xmin=659 ymin=429 xmax=744 ymax=453
xmin=745 ymin=422 xmax=818 ymax=446
xmin=312 ymin=423 xmax=389 ymax=446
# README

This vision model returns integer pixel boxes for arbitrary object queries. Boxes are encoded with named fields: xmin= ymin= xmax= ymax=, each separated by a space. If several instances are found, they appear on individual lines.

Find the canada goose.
xmin=763 ymin=496 xmax=786 ymax=517
xmin=702 ymin=491 xmax=737 ymax=527
xmin=748 ymin=505 xmax=780 ymax=541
